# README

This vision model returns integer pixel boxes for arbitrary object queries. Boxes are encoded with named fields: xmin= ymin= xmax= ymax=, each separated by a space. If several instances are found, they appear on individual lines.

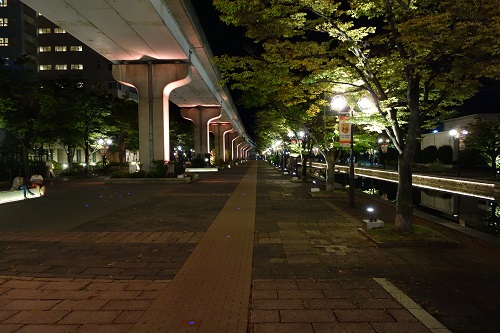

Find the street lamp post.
xmin=449 ymin=129 xmax=468 ymax=177
xmin=449 ymin=128 xmax=467 ymax=226
xmin=98 ymin=138 xmax=112 ymax=175
xmin=331 ymin=95 xmax=355 ymax=208
xmin=331 ymin=94 xmax=376 ymax=209
xmin=378 ymin=138 xmax=390 ymax=169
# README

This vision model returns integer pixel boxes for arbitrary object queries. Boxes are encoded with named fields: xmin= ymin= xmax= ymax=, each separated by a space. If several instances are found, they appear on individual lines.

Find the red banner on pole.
xmin=339 ymin=115 xmax=351 ymax=147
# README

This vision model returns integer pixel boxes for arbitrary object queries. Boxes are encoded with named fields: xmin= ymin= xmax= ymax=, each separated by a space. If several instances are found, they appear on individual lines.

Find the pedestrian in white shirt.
xmin=30 ymin=171 xmax=46 ymax=197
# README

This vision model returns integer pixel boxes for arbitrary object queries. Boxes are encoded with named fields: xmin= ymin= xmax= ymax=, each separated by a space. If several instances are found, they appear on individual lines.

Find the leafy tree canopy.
xmin=464 ymin=115 xmax=500 ymax=174
xmin=213 ymin=0 xmax=500 ymax=230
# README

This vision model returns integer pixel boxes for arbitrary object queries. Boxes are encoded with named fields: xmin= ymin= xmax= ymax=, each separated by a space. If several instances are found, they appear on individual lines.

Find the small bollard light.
xmin=311 ymin=180 xmax=320 ymax=192
xmin=367 ymin=207 xmax=377 ymax=222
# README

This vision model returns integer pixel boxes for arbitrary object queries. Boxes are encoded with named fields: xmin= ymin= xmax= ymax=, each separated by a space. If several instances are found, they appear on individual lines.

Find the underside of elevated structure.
xmin=21 ymin=0 xmax=253 ymax=167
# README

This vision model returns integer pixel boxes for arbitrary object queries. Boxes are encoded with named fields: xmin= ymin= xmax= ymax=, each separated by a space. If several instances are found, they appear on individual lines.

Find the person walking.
xmin=10 ymin=174 xmax=36 ymax=199
xmin=30 ymin=171 xmax=46 ymax=197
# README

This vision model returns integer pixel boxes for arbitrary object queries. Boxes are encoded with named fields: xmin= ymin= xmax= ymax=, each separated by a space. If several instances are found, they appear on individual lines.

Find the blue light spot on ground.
xmin=85 ymin=204 xmax=89 ymax=207
xmin=188 ymin=321 xmax=195 ymax=325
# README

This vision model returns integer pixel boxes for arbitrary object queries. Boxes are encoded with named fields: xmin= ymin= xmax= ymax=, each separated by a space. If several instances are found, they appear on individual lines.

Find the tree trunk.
xmin=394 ymin=72 xmax=420 ymax=232
xmin=325 ymin=151 xmax=336 ymax=191
xmin=22 ymin=146 xmax=29 ymax=177
xmin=119 ymin=135 xmax=126 ymax=164
xmin=84 ymin=140 xmax=89 ymax=177
xmin=301 ymin=155 xmax=308 ymax=181
xmin=490 ymin=154 xmax=497 ymax=176
xmin=395 ymin=153 xmax=413 ymax=231
xmin=66 ymin=147 xmax=75 ymax=173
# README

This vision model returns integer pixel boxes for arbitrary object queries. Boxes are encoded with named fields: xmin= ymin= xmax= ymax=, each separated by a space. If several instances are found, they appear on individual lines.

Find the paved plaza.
xmin=0 ymin=161 xmax=499 ymax=332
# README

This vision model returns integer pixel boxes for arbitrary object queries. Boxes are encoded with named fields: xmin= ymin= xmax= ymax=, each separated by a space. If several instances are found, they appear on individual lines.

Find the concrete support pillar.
xmin=112 ymin=63 xmax=191 ymax=171
xmin=233 ymin=137 xmax=244 ymax=160
xmin=243 ymin=144 xmax=251 ymax=159
xmin=241 ymin=144 xmax=251 ymax=159
xmin=237 ymin=140 xmax=247 ymax=159
xmin=226 ymin=132 xmax=239 ymax=161
xmin=181 ymin=107 xmax=221 ymax=158
xmin=209 ymin=123 xmax=233 ymax=162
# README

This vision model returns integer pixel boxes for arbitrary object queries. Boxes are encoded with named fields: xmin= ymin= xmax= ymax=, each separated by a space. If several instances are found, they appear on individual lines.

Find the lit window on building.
xmin=38 ymin=28 xmax=51 ymax=34
xmin=0 ymin=18 xmax=8 ymax=27
xmin=71 ymin=64 xmax=83 ymax=70
xmin=0 ymin=0 xmax=7 ymax=8
xmin=39 ymin=46 xmax=51 ymax=52
xmin=0 ymin=37 xmax=8 ymax=46
xmin=70 ymin=45 xmax=83 ymax=52
xmin=54 ymin=28 xmax=65 ymax=34
xmin=55 ymin=64 xmax=67 ymax=70
xmin=55 ymin=46 xmax=67 ymax=52
xmin=39 ymin=64 xmax=52 ymax=71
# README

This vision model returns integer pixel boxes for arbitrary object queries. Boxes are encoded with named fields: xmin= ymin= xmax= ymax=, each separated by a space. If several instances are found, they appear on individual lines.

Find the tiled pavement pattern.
xmin=0 ymin=161 xmax=499 ymax=332
xmin=253 ymin=163 xmax=500 ymax=333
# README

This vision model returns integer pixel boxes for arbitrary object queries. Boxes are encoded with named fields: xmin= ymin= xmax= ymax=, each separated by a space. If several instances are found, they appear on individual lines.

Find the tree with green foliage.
xmin=39 ymin=77 xmax=83 ymax=174
xmin=39 ymin=76 xmax=113 ymax=175
xmin=109 ymin=98 xmax=139 ymax=164
xmin=464 ymin=116 xmax=500 ymax=176
xmin=215 ymin=44 xmax=352 ymax=190
xmin=213 ymin=0 xmax=500 ymax=231
xmin=0 ymin=55 xmax=42 ymax=176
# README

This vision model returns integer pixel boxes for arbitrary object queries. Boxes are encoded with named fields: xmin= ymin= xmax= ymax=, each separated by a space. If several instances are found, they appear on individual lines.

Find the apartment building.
xmin=0 ymin=0 xmax=37 ymax=63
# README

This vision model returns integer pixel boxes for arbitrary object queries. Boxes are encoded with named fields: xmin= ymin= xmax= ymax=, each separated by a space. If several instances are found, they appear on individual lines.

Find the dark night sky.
xmin=190 ymin=2 xmax=257 ymax=139
xmin=190 ymin=2 xmax=250 ymax=56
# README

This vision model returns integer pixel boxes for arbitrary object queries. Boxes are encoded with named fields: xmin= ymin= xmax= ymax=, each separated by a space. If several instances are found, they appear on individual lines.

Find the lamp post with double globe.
xmin=331 ymin=95 xmax=376 ymax=208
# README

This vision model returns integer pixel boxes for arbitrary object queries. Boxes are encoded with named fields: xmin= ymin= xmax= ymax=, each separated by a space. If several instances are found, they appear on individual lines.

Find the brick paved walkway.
xmin=131 ymin=162 xmax=257 ymax=332
xmin=0 ymin=161 xmax=499 ymax=332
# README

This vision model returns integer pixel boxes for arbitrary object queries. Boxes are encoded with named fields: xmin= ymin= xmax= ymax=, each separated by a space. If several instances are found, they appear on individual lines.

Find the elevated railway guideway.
xmin=21 ymin=0 xmax=254 ymax=170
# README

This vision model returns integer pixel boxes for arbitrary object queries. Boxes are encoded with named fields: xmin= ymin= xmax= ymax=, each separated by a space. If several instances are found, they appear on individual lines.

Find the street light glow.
xmin=357 ymin=96 xmax=376 ymax=113
xmin=330 ymin=95 xmax=347 ymax=111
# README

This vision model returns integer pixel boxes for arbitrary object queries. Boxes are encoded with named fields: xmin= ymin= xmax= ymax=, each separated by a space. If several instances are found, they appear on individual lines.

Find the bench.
xmin=0 ymin=189 xmax=41 ymax=205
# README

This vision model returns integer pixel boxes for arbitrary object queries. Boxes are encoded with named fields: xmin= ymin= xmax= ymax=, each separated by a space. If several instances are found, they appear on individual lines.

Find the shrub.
xmin=461 ymin=148 xmax=488 ymax=167
xmin=174 ymin=161 xmax=185 ymax=175
xmin=140 ymin=160 xmax=172 ymax=178
xmin=130 ymin=170 xmax=147 ymax=178
xmin=437 ymin=145 xmax=453 ymax=164
xmin=428 ymin=161 xmax=445 ymax=173
xmin=213 ymin=158 xmax=225 ymax=168
xmin=51 ymin=160 xmax=62 ymax=170
xmin=419 ymin=146 xmax=438 ymax=163
xmin=191 ymin=157 xmax=205 ymax=168
xmin=110 ymin=170 xmax=130 ymax=178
